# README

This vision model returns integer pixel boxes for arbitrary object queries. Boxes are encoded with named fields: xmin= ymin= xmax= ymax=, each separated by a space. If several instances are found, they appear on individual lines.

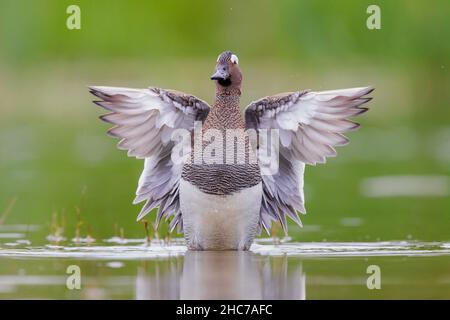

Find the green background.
xmin=0 ymin=0 xmax=449 ymax=243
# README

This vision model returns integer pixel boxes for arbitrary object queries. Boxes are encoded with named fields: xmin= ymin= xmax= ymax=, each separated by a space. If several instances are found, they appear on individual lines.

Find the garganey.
xmin=89 ymin=51 xmax=373 ymax=250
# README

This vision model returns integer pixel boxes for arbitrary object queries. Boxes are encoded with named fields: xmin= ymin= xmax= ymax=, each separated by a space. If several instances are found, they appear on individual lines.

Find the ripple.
xmin=0 ymin=244 xmax=187 ymax=260
xmin=0 ymin=241 xmax=448 ymax=260
xmin=251 ymin=241 xmax=450 ymax=257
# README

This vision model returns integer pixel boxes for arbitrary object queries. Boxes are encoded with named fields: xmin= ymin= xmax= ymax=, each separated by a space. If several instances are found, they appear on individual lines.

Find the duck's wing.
xmin=245 ymin=86 xmax=373 ymax=234
xmin=89 ymin=86 xmax=210 ymax=232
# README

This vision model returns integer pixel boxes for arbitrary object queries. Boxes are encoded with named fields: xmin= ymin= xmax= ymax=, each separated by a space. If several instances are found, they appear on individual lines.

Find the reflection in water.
xmin=0 ymin=241 xmax=448 ymax=299
xmin=260 ymin=254 xmax=305 ymax=300
xmin=136 ymin=259 xmax=182 ymax=300
xmin=135 ymin=251 xmax=305 ymax=300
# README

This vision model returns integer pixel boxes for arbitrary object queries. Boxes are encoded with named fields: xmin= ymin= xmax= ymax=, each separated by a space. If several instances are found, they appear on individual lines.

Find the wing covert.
xmin=90 ymin=86 xmax=210 ymax=231
xmin=245 ymin=86 xmax=374 ymax=234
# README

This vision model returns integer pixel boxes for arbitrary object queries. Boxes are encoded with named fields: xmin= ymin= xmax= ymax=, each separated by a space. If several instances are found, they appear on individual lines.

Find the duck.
xmin=89 ymin=51 xmax=373 ymax=250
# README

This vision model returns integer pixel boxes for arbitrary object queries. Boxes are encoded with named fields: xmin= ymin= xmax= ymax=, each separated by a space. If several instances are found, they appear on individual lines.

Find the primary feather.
xmin=245 ymin=86 xmax=373 ymax=233
xmin=89 ymin=86 xmax=210 ymax=232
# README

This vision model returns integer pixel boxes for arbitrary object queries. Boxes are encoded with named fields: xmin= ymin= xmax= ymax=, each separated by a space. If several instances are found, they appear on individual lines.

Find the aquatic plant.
xmin=0 ymin=197 xmax=17 ymax=225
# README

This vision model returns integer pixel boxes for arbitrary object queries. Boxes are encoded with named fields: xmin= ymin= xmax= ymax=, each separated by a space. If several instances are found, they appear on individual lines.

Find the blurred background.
xmin=0 ymin=0 xmax=449 ymax=243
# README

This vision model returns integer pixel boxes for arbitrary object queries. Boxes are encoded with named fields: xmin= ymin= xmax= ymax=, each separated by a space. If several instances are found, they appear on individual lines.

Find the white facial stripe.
xmin=230 ymin=54 xmax=239 ymax=64
xmin=217 ymin=54 xmax=221 ymax=62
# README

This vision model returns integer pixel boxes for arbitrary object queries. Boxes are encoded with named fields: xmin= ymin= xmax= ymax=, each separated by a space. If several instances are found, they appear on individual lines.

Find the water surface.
xmin=0 ymin=233 xmax=448 ymax=299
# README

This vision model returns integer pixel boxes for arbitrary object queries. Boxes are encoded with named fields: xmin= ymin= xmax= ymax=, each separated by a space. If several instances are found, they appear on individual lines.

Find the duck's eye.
xmin=230 ymin=54 xmax=239 ymax=64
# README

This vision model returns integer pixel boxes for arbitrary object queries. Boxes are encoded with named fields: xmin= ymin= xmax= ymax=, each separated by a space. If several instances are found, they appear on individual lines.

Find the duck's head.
xmin=211 ymin=51 xmax=242 ymax=91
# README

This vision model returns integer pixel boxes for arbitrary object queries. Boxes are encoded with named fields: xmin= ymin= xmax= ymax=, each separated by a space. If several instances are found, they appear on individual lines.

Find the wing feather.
xmin=245 ymin=86 xmax=373 ymax=234
xmin=89 ymin=86 xmax=210 ymax=231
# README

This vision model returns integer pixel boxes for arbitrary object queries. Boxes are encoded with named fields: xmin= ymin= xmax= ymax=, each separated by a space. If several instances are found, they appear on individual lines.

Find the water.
xmin=1 ymin=64 xmax=449 ymax=299
xmin=0 ymin=1 xmax=449 ymax=300
xmin=0 ymin=230 xmax=449 ymax=299
xmin=1 ymin=78 xmax=449 ymax=300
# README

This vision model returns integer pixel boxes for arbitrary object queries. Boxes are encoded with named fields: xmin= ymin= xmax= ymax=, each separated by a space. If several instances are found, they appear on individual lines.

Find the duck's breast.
xmin=179 ymin=178 xmax=262 ymax=250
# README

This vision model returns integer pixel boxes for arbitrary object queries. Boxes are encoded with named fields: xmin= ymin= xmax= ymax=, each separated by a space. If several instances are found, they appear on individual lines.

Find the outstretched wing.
xmin=245 ymin=86 xmax=373 ymax=234
xmin=89 ymin=86 xmax=210 ymax=232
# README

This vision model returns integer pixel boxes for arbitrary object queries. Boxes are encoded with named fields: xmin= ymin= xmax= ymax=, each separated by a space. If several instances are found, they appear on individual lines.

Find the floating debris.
xmin=46 ymin=234 xmax=66 ymax=243
xmin=15 ymin=239 xmax=31 ymax=245
xmin=71 ymin=237 xmax=96 ymax=244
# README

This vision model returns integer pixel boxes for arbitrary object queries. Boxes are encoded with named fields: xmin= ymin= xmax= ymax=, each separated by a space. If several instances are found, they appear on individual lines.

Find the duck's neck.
xmin=204 ymin=88 xmax=244 ymax=130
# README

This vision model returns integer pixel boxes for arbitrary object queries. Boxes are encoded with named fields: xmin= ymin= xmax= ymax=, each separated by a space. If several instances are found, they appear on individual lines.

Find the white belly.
xmin=179 ymin=179 xmax=262 ymax=250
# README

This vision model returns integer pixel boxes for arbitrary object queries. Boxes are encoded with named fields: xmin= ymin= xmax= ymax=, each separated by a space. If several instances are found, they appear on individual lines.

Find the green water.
xmin=0 ymin=0 xmax=449 ymax=299
xmin=0 ymin=238 xmax=449 ymax=299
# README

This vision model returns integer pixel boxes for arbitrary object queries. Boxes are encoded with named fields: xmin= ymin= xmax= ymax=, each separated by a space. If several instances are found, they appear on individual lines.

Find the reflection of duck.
xmin=135 ymin=251 xmax=305 ymax=300
xmin=181 ymin=251 xmax=262 ymax=299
